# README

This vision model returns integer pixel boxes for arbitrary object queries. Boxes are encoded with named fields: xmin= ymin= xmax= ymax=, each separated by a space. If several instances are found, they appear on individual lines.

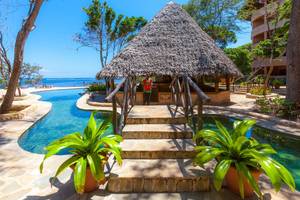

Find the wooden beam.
xmin=183 ymin=78 xmax=189 ymax=119
xmin=105 ymin=78 xmax=126 ymax=101
xmin=110 ymin=79 xmax=118 ymax=134
xmin=226 ymin=77 xmax=230 ymax=91
xmin=185 ymin=77 xmax=196 ymax=130
xmin=215 ymin=77 xmax=219 ymax=92
xmin=186 ymin=76 xmax=210 ymax=102
xmin=197 ymin=99 xmax=203 ymax=131
xmin=119 ymin=78 xmax=129 ymax=132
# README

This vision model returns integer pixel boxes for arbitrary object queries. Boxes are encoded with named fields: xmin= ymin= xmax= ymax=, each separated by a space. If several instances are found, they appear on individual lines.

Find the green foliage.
xmin=249 ymin=87 xmax=271 ymax=95
xmin=271 ymin=79 xmax=284 ymax=87
xmin=253 ymin=75 xmax=265 ymax=84
xmin=76 ymin=0 xmax=147 ymax=68
xmin=255 ymin=97 xmax=297 ymax=119
xmin=252 ymin=37 xmax=286 ymax=59
xmin=224 ymin=43 xmax=253 ymax=75
xmin=40 ymin=112 xmax=123 ymax=194
xmin=87 ymin=83 xmax=106 ymax=92
xmin=238 ymin=0 xmax=264 ymax=21
xmin=193 ymin=119 xmax=295 ymax=199
xmin=20 ymin=63 xmax=43 ymax=86
xmin=183 ymin=0 xmax=243 ymax=48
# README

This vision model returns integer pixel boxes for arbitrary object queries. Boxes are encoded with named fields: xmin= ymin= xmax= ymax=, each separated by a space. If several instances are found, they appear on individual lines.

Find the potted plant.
xmin=40 ymin=112 xmax=123 ymax=194
xmin=193 ymin=119 xmax=295 ymax=199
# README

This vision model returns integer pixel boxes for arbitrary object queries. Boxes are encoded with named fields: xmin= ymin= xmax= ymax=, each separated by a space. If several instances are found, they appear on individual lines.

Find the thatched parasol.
xmin=97 ymin=2 xmax=242 ymax=79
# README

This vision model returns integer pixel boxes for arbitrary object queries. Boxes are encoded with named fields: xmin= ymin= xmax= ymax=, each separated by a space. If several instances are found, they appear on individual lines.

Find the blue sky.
xmin=1 ymin=0 xmax=251 ymax=78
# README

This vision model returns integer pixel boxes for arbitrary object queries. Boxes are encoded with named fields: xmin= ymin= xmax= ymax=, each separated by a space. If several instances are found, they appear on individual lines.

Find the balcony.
xmin=252 ymin=56 xmax=287 ymax=69
xmin=251 ymin=19 xmax=288 ymax=39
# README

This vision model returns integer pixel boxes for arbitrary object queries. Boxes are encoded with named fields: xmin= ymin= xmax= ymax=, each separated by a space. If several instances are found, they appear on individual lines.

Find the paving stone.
xmin=0 ymin=188 xmax=31 ymax=200
xmin=0 ymin=181 xmax=22 ymax=194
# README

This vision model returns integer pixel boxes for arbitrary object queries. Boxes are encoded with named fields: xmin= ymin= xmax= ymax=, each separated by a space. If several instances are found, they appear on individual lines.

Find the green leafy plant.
xmin=271 ymin=79 xmax=284 ymax=88
xmin=193 ymin=119 xmax=295 ymax=199
xmin=87 ymin=83 xmax=106 ymax=93
xmin=255 ymin=97 xmax=297 ymax=119
xmin=249 ymin=87 xmax=271 ymax=95
xmin=40 ymin=112 xmax=123 ymax=193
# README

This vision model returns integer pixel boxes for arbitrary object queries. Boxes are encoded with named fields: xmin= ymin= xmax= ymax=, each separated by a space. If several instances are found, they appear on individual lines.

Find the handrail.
xmin=186 ymin=76 xmax=210 ymax=102
xmin=105 ymin=78 xmax=126 ymax=101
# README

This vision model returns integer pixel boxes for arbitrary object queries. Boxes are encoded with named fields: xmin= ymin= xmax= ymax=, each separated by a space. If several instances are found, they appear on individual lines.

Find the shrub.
xmin=87 ymin=83 xmax=106 ymax=93
xmin=271 ymin=79 xmax=284 ymax=88
xmin=249 ymin=87 xmax=271 ymax=95
xmin=255 ymin=97 xmax=297 ymax=119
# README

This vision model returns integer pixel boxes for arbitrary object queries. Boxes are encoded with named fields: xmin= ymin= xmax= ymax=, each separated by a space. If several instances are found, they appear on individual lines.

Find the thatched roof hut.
xmin=97 ymin=2 xmax=242 ymax=79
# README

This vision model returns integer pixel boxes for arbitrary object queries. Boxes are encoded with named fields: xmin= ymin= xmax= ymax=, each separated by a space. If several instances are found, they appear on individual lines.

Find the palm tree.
xmin=287 ymin=0 xmax=300 ymax=106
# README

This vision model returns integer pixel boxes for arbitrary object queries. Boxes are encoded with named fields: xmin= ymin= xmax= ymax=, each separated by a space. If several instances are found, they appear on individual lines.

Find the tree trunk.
xmin=287 ymin=0 xmax=300 ymax=106
xmin=0 ymin=0 xmax=44 ymax=114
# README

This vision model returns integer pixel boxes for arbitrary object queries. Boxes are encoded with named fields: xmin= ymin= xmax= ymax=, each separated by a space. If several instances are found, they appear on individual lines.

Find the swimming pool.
xmin=18 ymin=89 xmax=300 ymax=190
xmin=18 ymin=89 xmax=112 ymax=154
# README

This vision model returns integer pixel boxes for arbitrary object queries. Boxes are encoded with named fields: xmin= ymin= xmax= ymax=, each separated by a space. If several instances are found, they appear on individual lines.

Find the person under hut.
xmin=142 ymin=76 xmax=152 ymax=105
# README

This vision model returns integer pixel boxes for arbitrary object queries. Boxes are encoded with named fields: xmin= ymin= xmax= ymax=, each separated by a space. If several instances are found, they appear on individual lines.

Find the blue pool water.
xmin=18 ymin=89 xmax=112 ymax=154
xmin=18 ymin=89 xmax=300 ymax=190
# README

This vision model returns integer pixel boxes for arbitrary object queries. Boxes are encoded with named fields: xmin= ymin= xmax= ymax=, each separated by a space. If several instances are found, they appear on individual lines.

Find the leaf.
xmin=194 ymin=148 xmax=225 ymax=165
xmin=239 ymin=163 xmax=262 ymax=197
xmin=235 ymin=162 xmax=245 ymax=199
xmin=254 ymin=156 xmax=282 ymax=191
xmin=215 ymin=120 xmax=232 ymax=144
xmin=87 ymin=153 xmax=104 ymax=182
xmin=74 ymin=157 xmax=87 ymax=194
xmin=54 ymin=155 xmax=80 ymax=178
xmin=213 ymin=159 xmax=232 ymax=191
xmin=270 ymin=159 xmax=295 ymax=192
xmin=84 ymin=112 xmax=97 ymax=140
xmin=101 ymin=147 xmax=122 ymax=165
xmin=233 ymin=119 xmax=256 ymax=139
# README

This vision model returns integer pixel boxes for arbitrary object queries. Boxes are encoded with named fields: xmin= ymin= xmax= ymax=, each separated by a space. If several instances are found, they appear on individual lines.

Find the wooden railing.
xmin=105 ymin=77 xmax=136 ymax=134
xmin=169 ymin=76 xmax=210 ymax=132
xmin=106 ymin=75 xmax=209 ymax=135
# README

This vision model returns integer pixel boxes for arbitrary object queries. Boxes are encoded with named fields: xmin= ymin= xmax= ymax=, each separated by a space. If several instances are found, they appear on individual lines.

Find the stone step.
xmin=126 ymin=105 xmax=187 ymax=124
xmin=107 ymin=159 xmax=210 ymax=193
xmin=126 ymin=116 xmax=187 ymax=124
xmin=121 ymin=139 xmax=196 ymax=159
xmin=122 ymin=124 xmax=193 ymax=139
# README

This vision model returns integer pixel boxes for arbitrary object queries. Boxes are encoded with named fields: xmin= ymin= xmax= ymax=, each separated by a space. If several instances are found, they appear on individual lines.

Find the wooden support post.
xmin=183 ymin=77 xmax=189 ymax=120
xmin=197 ymin=99 xmax=203 ymax=131
xmin=185 ymin=77 xmax=196 ymax=130
xmin=110 ymin=79 xmax=118 ymax=134
xmin=214 ymin=78 xmax=219 ymax=92
xmin=119 ymin=78 xmax=129 ymax=133
xmin=226 ymin=77 xmax=230 ymax=91
xmin=177 ymin=78 xmax=185 ymax=108
xmin=131 ymin=78 xmax=136 ymax=106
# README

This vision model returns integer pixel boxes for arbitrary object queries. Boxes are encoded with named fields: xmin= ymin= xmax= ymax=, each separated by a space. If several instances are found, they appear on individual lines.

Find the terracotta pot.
xmin=70 ymin=165 xmax=106 ymax=193
xmin=225 ymin=166 xmax=261 ymax=198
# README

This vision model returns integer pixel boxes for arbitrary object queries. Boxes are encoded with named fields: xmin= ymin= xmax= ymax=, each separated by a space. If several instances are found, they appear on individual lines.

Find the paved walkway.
xmin=0 ymin=91 xmax=300 ymax=199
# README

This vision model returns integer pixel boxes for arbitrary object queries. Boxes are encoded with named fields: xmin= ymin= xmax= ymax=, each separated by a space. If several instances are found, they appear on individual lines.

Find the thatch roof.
xmin=97 ymin=2 xmax=242 ymax=79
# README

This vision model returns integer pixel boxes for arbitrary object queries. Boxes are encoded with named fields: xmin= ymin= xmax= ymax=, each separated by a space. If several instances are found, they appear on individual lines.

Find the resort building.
xmin=251 ymin=0 xmax=287 ymax=80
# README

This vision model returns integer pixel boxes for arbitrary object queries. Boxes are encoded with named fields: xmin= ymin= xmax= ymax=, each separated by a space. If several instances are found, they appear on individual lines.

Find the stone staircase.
xmin=107 ymin=105 xmax=210 ymax=193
